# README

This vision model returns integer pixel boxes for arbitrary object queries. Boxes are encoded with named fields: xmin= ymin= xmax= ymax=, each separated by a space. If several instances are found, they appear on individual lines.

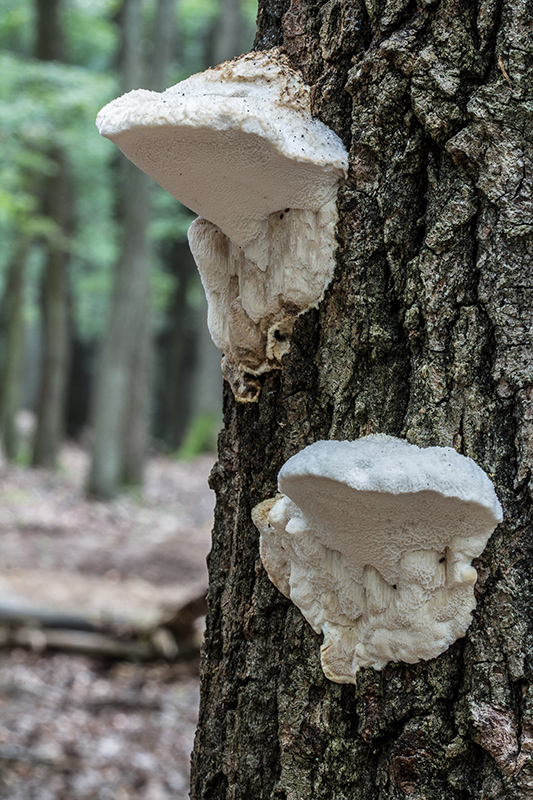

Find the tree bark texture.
xmin=191 ymin=1 xmax=533 ymax=799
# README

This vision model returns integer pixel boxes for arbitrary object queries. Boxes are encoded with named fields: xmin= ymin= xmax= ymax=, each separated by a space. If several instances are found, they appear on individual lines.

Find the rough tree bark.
xmin=191 ymin=1 xmax=533 ymax=799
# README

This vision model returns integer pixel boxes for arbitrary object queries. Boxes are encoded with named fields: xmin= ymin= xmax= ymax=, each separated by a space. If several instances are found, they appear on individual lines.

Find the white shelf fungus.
xmin=252 ymin=435 xmax=503 ymax=684
xmin=96 ymin=49 xmax=348 ymax=402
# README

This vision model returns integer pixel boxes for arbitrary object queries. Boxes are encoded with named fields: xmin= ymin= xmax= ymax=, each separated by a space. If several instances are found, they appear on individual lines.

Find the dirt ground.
xmin=0 ymin=443 xmax=215 ymax=799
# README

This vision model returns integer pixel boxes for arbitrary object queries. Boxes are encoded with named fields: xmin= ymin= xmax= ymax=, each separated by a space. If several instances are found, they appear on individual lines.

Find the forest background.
xmin=0 ymin=0 xmax=257 ymax=498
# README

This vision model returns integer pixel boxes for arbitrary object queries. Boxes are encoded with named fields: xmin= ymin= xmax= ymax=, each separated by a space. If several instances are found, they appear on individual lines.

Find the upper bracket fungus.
xmin=96 ymin=49 xmax=348 ymax=402
xmin=252 ymin=435 xmax=503 ymax=684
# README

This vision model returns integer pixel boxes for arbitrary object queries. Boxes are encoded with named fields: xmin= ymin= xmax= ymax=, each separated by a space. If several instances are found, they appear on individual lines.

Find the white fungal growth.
xmin=188 ymin=201 xmax=339 ymax=386
xmin=252 ymin=435 xmax=503 ymax=684
xmin=96 ymin=49 xmax=348 ymax=402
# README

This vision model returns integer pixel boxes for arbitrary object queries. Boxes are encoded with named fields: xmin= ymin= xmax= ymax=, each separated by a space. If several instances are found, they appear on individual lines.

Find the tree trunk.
xmin=191 ymin=2 xmax=533 ymax=799
xmin=32 ymin=0 xmax=72 ymax=468
xmin=88 ymin=161 xmax=152 ymax=496
xmin=121 ymin=0 xmax=176 ymax=483
xmin=155 ymin=242 xmax=222 ymax=452
xmin=212 ymin=0 xmax=247 ymax=64
xmin=35 ymin=0 xmax=64 ymax=62
xmin=32 ymin=147 xmax=72 ymax=468
xmin=151 ymin=0 xmax=175 ymax=90
xmin=121 ymin=267 xmax=152 ymax=486
xmin=156 ymin=241 xmax=197 ymax=449
xmin=187 ymin=291 xmax=223 ymax=443
xmin=0 ymin=244 xmax=27 ymax=460
xmin=88 ymin=0 xmax=174 ymax=497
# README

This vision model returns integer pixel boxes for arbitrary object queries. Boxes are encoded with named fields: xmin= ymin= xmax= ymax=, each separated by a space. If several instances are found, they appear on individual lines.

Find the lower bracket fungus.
xmin=96 ymin=49 xmax=348 ymax=402
xmin=252 ymin=435 xmax=503 ymax=684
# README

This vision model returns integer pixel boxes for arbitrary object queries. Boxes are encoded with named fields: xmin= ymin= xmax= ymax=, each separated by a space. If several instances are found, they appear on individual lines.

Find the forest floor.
xmin=0 ymin=442 xmax=216 ymax=800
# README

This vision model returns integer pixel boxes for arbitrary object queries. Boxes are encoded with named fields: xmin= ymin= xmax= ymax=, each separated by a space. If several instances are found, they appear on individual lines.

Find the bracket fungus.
xmin=96 ymin=49 xmax=348 ymax=402
xmin=252 ymin=435 xmax=503 ymax=684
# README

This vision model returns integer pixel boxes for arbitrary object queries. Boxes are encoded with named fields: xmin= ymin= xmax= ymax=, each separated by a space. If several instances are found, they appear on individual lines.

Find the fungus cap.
xmin=96 ymin=50 xmax=348 ymax=249
xmin=252 ymin=435 xmax=503 ymax=683
xmin=96 ymin=50 xmax=347 ymax=400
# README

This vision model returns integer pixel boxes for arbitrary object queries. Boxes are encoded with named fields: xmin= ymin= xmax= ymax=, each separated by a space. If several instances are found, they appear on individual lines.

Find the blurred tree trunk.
xmin=65 ymin=338 xmax=95 ymax=438
xmin=121 ymin=0 xmax=176 ymax=483
xmin=155 ymin=241 xmax=222 ymax=453
xmin=151 ymin=0 xmax=175 ymax=88
xmin=0 ymin=243 xmax=27 ymax=460
xmin=190 ymin=2 xmax=533 ymax=799
xmin=185 ymin=290 xmax=223 ymax=448
xmin=212 ymin=0 xmax=246 ymax=64
xmin=88 ymin=0 xmax=174 ymax=497
xmin=32 ymin=0 xmax=71 ymax=467
xmin=35 ymin=0 xmax=64 ymax=61
xmin=156 ymin=241 xmax=197 ymax=449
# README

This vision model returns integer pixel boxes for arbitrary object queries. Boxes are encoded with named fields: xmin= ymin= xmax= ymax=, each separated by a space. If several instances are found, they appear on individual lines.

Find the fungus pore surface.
xmin=96 ymin=49 xmax=348 ymax=401
xmin=252 ymin=435 xmax=503 ymax=684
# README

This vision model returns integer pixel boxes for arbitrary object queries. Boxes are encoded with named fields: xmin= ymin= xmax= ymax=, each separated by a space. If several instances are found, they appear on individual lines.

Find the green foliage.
xmin=149 ymin=190 xmax=196 ymax=244
xmin=177 ymin=0 xmax=219 ymax=74
xmin=175 ymin=0 xmax=257 ymax=77
xmin=178 ymin=412 xmax=219 ymax=459
xmin=0 ymin=49 xmax=119 ymax=339
xmin=0 ymin=0 xmax=35 ymax=55
xmin=0 ymin=0 xmax=259 ymax=343
xmin=0 ymin=0 xmax=257 ymax=457
xmin=63 ymin=0 xmax=119 ymax=70
xmin=241 ymin=0 xmax=258 ymax=28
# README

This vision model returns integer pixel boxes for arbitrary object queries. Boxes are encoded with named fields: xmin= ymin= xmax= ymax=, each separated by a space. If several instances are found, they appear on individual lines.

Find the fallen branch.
xmin=0 ymin=590 xmax=206 ymax=662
